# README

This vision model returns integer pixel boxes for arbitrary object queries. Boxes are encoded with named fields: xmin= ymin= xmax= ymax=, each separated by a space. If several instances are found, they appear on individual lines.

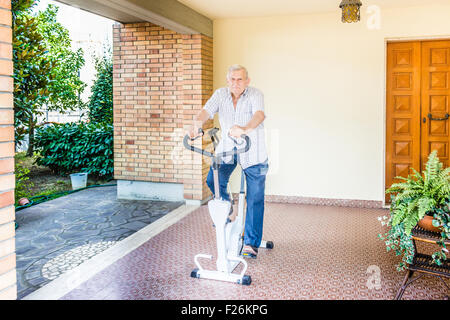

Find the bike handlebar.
xmin=183 ymin=127 xmax=251 ymax=159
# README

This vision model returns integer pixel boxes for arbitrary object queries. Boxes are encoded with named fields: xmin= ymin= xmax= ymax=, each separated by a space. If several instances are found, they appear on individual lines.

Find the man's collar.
xmin=227 ymin=87 xmax=249 ymax=98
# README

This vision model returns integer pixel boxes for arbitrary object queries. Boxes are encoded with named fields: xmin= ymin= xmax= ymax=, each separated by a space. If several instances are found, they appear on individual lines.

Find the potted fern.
xmin=379 ymin=150 xmax=450 ymax=271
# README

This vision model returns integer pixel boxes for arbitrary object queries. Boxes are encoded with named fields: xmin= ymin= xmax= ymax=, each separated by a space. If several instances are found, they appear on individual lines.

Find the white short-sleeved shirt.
xmin=203 ymin=86 xmax=268 ymax=169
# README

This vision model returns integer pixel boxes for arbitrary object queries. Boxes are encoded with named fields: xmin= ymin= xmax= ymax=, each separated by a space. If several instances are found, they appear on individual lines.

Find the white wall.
xmin=213 ymin=4 xmax=450 ymax=202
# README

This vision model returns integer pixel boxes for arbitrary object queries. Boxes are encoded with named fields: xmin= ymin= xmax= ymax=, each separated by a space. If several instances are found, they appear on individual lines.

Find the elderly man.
xmin=187 ymin=64 xmax=268 ymax=259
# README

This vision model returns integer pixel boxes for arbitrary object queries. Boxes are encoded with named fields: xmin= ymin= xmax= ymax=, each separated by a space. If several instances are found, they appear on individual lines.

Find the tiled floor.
xmin=35 ymin=202 xmax=450 ymax=299
xmin=15 ymin=185 xmax=184 ymax=299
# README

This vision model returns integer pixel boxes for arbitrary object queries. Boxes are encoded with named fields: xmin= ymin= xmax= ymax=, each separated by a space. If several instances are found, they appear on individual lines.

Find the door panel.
xmin=386 ymin=40 xmax=450 ymax=204
xmin=386 ymin=41 xmax=422 ymax=203
xmin=421 ymin=40 xmax=450 ymax=170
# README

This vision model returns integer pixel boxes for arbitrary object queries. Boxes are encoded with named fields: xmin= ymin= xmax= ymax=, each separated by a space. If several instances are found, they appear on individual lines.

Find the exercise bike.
xmin=183 ymin=127 xmax=273 ymax=286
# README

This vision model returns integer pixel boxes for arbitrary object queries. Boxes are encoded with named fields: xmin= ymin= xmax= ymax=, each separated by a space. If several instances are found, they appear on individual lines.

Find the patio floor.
xmin=22 ymin=201 xmax=449 ymax=300
xmin=15 ymin=185 xmax=184 ymax=299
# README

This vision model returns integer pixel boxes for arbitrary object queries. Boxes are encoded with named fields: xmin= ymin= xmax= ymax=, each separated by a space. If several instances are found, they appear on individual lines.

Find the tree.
xmin=12 ymin=0 xmax=86 ymax=155
xmin=88 ymin=46 xmax=113 ymax=124
xmin=35 ymin=4 xmax=86 ymax=112
xmin=12 ymin=0 xmax=55 ymax=151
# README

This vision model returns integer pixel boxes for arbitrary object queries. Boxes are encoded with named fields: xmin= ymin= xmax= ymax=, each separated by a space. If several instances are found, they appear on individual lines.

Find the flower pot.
xmin=417 ymin=215 xmax=441 ymax=233
xmin=70 ymin=172 xmax=88 ymax=190
xmin=18 ymin=197 xmax=30 ymax=206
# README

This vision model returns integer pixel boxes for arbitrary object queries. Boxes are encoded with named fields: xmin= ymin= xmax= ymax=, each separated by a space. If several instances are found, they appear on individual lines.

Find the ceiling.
xmin=177 ymin=0 xmax=450 ymax=20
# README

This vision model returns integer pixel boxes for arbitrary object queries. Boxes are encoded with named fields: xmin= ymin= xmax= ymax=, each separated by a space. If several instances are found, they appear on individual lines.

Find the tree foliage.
xmin=12 ymin=0 xmax=86 ymax=154
xmin=88 ymin=46 xmax=113 ymax=124
xmin=12 ymin=0 xmax=55 ymax=147
xmin=35 ymin=4 xmax=86 ymax=112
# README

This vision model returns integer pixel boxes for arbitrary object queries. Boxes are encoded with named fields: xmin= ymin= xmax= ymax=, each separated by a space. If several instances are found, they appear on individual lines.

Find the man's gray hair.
xmin=227 ymin=64 xmax=248 ymax=80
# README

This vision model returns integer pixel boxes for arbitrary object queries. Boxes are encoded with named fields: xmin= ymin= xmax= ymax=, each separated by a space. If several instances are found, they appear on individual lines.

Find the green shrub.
xmin=14 ymin=152 xmax=34 ymax=203
xmin=34 ymin=122 xmax=113 ymax=178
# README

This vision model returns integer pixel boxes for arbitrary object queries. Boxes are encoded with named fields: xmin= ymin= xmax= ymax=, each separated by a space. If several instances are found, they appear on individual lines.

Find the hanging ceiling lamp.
xmin=339 ymin=0 xmax=362 ymax=23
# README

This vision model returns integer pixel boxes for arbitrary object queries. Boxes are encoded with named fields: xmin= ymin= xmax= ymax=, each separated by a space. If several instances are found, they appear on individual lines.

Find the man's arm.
xmin=186 ymin=109 xmax=211 ymax=138
xmin=229 ymin=110 xmax=265 ymax=138
xmin=243 ymin=110 xmax=266 ymax=134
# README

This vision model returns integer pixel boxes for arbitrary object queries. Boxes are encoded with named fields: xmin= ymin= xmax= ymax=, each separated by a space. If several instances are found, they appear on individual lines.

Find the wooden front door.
xmin=386 ymin=40 xmax=450 ymax=203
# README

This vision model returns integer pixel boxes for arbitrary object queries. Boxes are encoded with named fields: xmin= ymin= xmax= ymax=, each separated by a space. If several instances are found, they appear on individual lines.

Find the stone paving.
xmin=14 ymin=184 xmax=184 ymax=299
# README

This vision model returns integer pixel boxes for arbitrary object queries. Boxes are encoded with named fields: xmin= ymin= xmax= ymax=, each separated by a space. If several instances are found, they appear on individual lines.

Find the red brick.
xmin=0 ymin=159 xmax=13 ymax=175
xmin=0 ymin=191 xmax=13 ymax=208
xmin=0 ymin=174 xmax=14 ymax=191
xmin=0 ymin=9 xmax=10 ymax=26
xmin=0 ymin=126 xmax=12 ymax=142
xmin=0 ymin=253 xmax=15 ymax=275
xmin=0 ymin=76 xmax=14 ymax=92
xmin=0 ymin=43 xmax=11 ymax=60
xmin=0 ymin=59 xmax=12 ymax=76
xmin=0 ymin=142 xmax=13 ymax=158
xmin=0 ymin=205 xmax=14 ymax=224
xmin=0 ymin=0 xmax=11 ymax=10
xmin=0 ymin=92 xmax=12 ymax=108
xmin=0 ymin=109 xmax=12 ymax=124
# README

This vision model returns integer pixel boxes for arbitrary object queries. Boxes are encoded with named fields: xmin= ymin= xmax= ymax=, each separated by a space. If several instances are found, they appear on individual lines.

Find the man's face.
xmin=227 ymin=69 xmax=250 ymax=97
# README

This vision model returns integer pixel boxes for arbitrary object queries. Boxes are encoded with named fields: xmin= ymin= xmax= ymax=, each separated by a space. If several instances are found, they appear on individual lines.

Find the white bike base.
xmin=191 ymin=253 xmax=251 ymax=285
xmin=190 ymin=198 xmax=253 ymax=285
xmin=190 ymin=194 xmax=274 ymax=286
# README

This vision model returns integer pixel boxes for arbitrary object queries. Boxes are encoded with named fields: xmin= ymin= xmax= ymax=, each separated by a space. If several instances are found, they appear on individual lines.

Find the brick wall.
xmin=0 ymin=0 xmax=16 ymax=300
xmin=113 ymin=22 xmax=213 ymax=202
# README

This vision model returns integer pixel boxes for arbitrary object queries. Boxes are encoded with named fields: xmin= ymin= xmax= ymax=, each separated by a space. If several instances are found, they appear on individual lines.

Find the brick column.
xmin=181 ymin=34 xmax=213 ymax=202
xmin=113 ymin=22 xmax=213 ymax=203
xmin=0 ymin=0 xmax=16 ymax=300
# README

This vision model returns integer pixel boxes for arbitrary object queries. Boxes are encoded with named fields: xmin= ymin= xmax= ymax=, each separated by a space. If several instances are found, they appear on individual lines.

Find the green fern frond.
xmin=404 ymin=214 xmax=419 ymax=235
xmin=410 ymin=167 xmax=424 ymax=183
xmin=391 ymin=199 xmax=414 ymax=226
xmin=418 ymin=197 xmax=435 ymax=218
xmin=424 ymin=150 xmax=440 ymax=188
xmin=387 ymin=150 xmax=449 ymax=234
xmin=437 ymin=167 xmax=450 ymax=182
xmin=394 ymin=190 xmax=421 ymax=203
xmin=387 ymin=180 xmax=415 ymax=193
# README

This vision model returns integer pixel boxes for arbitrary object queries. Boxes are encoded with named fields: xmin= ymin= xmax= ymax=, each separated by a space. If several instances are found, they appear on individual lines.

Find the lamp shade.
xmin=339 ymin=0 xmax=362 ymax=23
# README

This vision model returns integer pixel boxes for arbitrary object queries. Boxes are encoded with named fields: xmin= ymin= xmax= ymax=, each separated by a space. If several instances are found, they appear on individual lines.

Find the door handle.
xmin=428 ymin=113 xmax=449 ymax=121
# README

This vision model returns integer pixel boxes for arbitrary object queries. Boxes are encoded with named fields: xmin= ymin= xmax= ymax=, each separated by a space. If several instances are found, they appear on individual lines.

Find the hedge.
xmin=34 ymin=122 xmax=113 ymax=177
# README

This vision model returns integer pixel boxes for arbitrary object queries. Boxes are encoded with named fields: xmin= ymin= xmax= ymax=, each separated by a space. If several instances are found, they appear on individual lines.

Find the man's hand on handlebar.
xmin=228 ymin=125 xmax=247 ymax=138
xmin=186 ymin=124 xmax=203 ymax=139
xmin=184 ymin=127 xmax=251 ymax=156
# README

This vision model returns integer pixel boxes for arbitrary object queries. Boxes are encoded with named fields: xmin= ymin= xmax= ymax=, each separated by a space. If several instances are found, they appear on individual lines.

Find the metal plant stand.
xmin=395 ymin=225 xmax=450 ymax=300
